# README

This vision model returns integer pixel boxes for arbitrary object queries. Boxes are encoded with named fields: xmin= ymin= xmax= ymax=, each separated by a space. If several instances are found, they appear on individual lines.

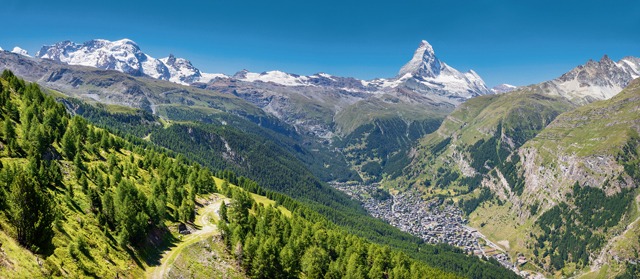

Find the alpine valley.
xmin=0 ymin=36 xmax=638 ymax=279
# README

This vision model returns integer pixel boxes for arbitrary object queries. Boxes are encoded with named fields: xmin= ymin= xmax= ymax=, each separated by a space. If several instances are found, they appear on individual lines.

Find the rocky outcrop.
xmin=538 ymin=55 xmax=640 ymax=105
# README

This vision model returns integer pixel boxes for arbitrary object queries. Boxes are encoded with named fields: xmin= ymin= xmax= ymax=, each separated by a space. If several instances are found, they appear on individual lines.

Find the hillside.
xmin=474 ymin=78 xmax=640 ymax=277
xmin=332 ymin=94 xmax=448 ymax=182
xmin=58 ymin=89 xmax=518 ymax=279
xmin=392 ymin=76 xmax=640 ymax=277
xmin=383 ymin=54 xmax=640 ymax=190
xmin=0 ymin=50 xmax=290 ymax=135
xmin=387 ymin=85 xmax=576 ymax=196
xmin=0 ymin=70 xmax=518 ymax=278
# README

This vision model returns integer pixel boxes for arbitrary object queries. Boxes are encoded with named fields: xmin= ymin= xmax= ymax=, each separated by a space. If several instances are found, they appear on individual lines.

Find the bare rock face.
xmin=540 ymin=55 xmax=640 ymax=105
xmin=492 ymin=79 xmax=640 ymax=223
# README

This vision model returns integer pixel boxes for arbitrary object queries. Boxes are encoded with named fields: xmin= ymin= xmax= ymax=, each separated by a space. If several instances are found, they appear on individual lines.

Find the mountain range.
xmin=35 ymin=39 xmax=226 ymax=85
xmin=2 ymin=37 xmax=640 ymax=278
xmin=32 ymin=39 xmax=491 ymax=142
xmin=36 ymin=39 xmax=492 ymax=104
xmin=384 ymin=57 xmax=640 ymax=277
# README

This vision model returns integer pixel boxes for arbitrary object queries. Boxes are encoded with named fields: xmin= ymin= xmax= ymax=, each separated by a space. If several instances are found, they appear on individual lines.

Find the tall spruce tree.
xmin=7 ymin=167 xmax=55 ymax=251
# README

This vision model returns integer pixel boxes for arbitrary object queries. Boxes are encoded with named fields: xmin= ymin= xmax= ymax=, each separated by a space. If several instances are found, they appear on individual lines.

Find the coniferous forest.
xmin=0 ymin=70 xmax=519 ymax=278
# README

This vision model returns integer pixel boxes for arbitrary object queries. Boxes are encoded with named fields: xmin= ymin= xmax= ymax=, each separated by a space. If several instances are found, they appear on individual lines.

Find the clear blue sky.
xmin=1 ymin=0 xmax=638 ymax=87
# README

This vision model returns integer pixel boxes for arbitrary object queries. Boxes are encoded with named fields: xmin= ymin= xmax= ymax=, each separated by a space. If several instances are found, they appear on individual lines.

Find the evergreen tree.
xmin=74 ymin=153 xmax=85 ymax=180
xmin=75 ymin=137 xmax=84 ymax=158
xmin=219 ymin=202 xmax=228 ymax=223
xmin=7 ymin=168 xmax=55 ymax=251
xmin=3 ymin=115 xmax=15 ymax=142
xmin=102 ymin=191 xmax=115 ymax=223
xmin=229 ymin=189 xmax=252 ymax=230
xmin=168 ymin=180 xmax=182 ymax=206
xmin=101 ymin=132 xmax=110 ymax=149
xmin=79 ymin=174 xmax=88 ymax=193
xmin=61 ymin=128 xmax=76 ymax=160
xmin=301 ymin=246 xmax=329 ymax=279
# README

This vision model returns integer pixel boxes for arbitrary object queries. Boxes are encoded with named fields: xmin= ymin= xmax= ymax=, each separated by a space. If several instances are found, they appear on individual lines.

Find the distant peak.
xmin=11 ymin=47 xmax=30 ymax=57
xmin=491 ymin=84 xmax=517 ymax=94
xmin=600 ymin=54 xmax=612 ymax=62
xmin=115 ymin=38 xmax=136 ymax=45
xmin=398 ymin=40 xmax=440 ymax=77
xmin=233 ymin=69 xmax=249 ymax=79
xmin=418 ymin=40 xmax=435 ymax=56
xmin=166 ymin=54 xmax=176 ymax=64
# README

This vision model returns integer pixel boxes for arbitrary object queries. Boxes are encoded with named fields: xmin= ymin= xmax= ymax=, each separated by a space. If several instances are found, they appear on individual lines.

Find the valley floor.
xmin=329 ymin=183 xmax=523 ymax=275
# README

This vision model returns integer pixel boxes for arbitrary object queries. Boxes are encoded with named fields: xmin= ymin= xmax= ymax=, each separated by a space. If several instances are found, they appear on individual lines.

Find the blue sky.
xmin=1 ymin=0 xmax=638 ymax=87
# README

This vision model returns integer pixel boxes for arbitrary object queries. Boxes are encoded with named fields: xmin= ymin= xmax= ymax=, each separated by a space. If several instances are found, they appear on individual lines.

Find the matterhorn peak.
xmin=12 ymin=47 xmax=30 ymax=57
xmin=418 ymin=40 xmax=435 ymax=56
xmin=398 ymin=40 xmax=441 ymax=78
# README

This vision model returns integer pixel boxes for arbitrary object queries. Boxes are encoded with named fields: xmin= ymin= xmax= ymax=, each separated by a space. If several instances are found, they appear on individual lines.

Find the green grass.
xmin=334 ymin=95 xmax=449 ymax=136
xmin=386 ymin=86 xmax=575 ymax=194
xmin=526 ymin=79 xmax=640 ymax=161
xmin=0 ymin=230 xmax=43 ymax=278
xmin=163 ymin=236 xmax=243 ymax=279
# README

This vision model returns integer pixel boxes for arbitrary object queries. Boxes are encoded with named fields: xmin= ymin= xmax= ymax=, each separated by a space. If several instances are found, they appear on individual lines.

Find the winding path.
xmin=147 ymin=197 xmax=224 ymax=279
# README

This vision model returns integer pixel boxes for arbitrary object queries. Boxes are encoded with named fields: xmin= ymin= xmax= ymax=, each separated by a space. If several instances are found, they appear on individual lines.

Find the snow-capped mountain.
xmin=36 ymin=39 xmax=224 ymax=85
xmin=491 ymin=84 xmax=517 ymax=94
xmin=36 ymin=38 xmax=491 ymax=105
xmin=216 ymin=40 xmax=492 ymax=105
xmin=372 ymin=40 xmax=492 ymax=103
xmin=11 ymin=47 xmax=30 ymax=57
xmin=158 ymin=54 xmax=227 ymax=84
xmin=540 ymin=55 xmax=640 ymax=105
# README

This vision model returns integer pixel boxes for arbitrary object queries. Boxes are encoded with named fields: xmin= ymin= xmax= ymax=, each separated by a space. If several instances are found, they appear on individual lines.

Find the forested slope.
xmin=66 ymin=96 xmax=518 ymax=279
xmin=0 ymin=70 xmax=518 ymax=278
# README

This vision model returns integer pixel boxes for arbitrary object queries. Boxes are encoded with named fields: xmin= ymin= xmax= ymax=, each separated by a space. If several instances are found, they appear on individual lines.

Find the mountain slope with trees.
xmin=0 ymin=70 xmax=518 ymax=278
xmin=389 ymin=73 xmax=640 ymax=277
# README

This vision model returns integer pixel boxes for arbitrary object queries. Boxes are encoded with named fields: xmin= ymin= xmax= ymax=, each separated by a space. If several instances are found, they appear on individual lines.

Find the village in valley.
xmin=330 ymin=183 xmax=530 ymax=276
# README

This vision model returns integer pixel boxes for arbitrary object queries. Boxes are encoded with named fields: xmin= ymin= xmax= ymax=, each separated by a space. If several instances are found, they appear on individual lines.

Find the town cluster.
xmin=330 ymin=183 xmax=530 ymax=277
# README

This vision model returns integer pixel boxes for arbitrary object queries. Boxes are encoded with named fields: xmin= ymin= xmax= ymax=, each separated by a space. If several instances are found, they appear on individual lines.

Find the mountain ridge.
xmin=36 ymin=39 xmax=227 ymax=85
xmin=37 ymin=39 xmax=493 ymax=105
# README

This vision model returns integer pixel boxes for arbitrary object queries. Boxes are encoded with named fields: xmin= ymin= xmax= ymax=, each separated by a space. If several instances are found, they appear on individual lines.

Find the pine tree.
xmin=75 ymin=137 xmax=84 ymax=158
xmin=102 ymin=191 xmax=115 ymax=223
xmin=168 ymin=180 xmax=182 ymax=206
xmin=96 ymin=171 xmax=105 ymax=192
xmin=301 ymin=246 xmax=329 ymax=279
xmin=68 ymin=182 xmax=75 ymax=198
xmin=61 ymin=128 xmax=76 ymax=160
xmin=7 ymin=168 xmax=55 ymax=251
xmin=79 ymin=174 xmax=88 ymax=193
xmin=6 ymin=99 xmax=19 ymax=121
xmin=87 ymin=125 xmax=96 ymax=144
xmin=74 ymin=153 xmax=85 ymax=180
xmin=43 ymin=109 xmax=61 ymax=143
xmin=220 ymin=202 xmax=228 ymax=223
xmin=101 ymin=132 xmax=110 ymax=149
xmin=221 ymin=179 xmax=230 ymax=196
xmin=107 ymin=153 xmax=118 ymax=173
xmin=280 ymin=244 xmax=300 ymax=277
xmin=3 ymin=115 xmax=16 ymax=142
